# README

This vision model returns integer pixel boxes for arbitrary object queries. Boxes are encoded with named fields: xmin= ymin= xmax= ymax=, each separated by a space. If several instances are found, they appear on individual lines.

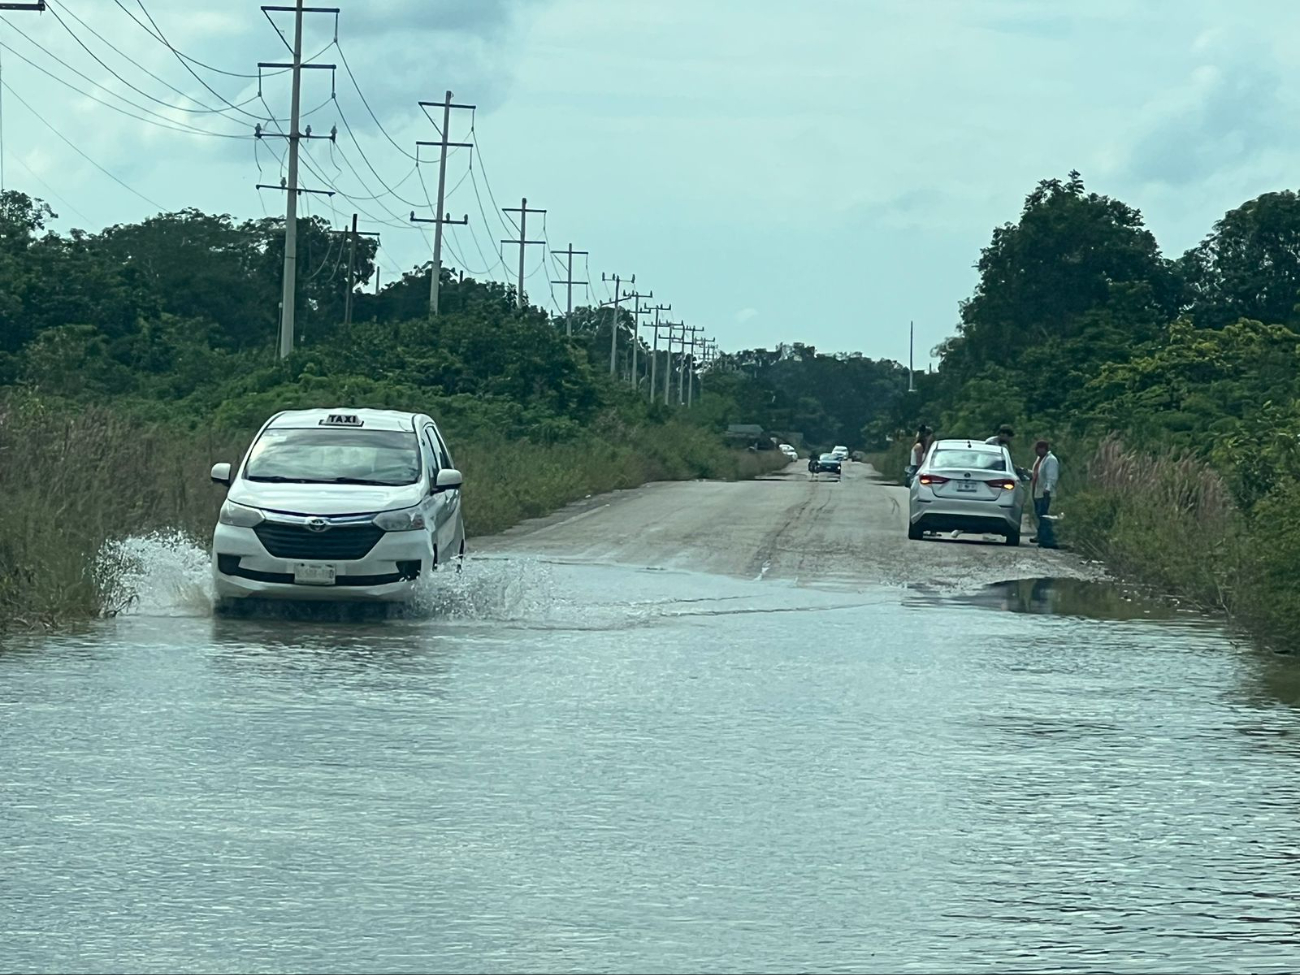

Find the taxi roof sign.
xmin=321 ymin=413 xmax=363 ymax=427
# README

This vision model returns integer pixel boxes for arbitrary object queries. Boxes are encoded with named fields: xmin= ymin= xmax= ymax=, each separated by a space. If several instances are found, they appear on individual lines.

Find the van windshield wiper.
xmin=245 ymin=475 xmax=312 ymax=483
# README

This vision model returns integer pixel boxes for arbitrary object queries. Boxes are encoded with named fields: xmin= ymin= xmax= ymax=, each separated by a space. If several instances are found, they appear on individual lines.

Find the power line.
xmin=110 ymin=0 xmax=272 ymax=79
xmin=0 ymin=27 xmax=248 ymax=138
xmin=7 ymin=148 xmax=94 ymax=224
xmin=317 ymin=141 xmax=411 ymax=226
xmin=127 ymin=0 xmax=268 ymax=122
xmin=334 ymin=37 xmax=418 ymax=162
xmin=1 ymin=77 xmax=165 ymax=210
xmin=466 ymin=163 xmax=508 ymax=276
xmin=333 ymin=99 xmax=426 ymax=208
xmin=47 ymin=1 xmax=254 ymax=118
xmin=470 ymin=117 xmax=518 ymax=236
xmin=299 ymin=143 xmax=419 ymax=231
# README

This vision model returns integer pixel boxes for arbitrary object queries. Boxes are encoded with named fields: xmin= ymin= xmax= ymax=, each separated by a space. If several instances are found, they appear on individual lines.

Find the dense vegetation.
xmin=882 ymin=170 xmax=1300 ymax=644
xmin=0 ymin=190 xmax=798 ymax=625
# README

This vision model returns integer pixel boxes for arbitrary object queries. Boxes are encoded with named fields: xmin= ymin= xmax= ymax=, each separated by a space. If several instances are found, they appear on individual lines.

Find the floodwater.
xmin=3 ymin=541 xmax=1300 ymax=974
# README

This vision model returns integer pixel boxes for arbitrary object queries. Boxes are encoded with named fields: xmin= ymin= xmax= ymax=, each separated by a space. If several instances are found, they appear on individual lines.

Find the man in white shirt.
xmin=1031 ymin=439 xmax=1060 ymax=549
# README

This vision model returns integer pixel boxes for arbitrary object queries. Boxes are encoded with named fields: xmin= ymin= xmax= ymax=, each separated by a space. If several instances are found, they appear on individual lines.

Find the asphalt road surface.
xmin=477 ymin=459 xmax=1096 ymax=592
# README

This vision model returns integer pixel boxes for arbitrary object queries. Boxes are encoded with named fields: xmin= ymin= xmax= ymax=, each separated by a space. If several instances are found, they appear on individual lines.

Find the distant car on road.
xmin=907 ymin=439 xmax=1025 ymax=545
xmin=778 ymin=443 xmax=798 ymax=462
xmin=831 ymin=445 xmax=850 ymax=461
xmin=208 ymin=408 xmax=466 ymax=609
xmin=815 ymin=452 xmax=843 ymax=477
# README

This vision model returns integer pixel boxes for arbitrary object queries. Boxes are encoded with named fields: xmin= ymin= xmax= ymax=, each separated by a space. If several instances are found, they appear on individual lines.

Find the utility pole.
xmin=682 ymin=325 xmax=703 ymax=406
xmin=661 ymin=321 xmax=684 ymax=405
xmin=648 ymin=303 xmax=671 ymax=401
xmin=695 ymin=337 xmax=716 ymax=404
xmin=908 ymin=320 xmax=916 ymax=393
xmin=624 ymin=288 xmax=654 ymax=387
xmin=413 ymin=91 xmax=474 ymax=315
xmin=601 ymin=273 xmax=633 ymax=376
xmin=258 ymin=1 xmax=339 ymax=358
xmin=550 ymin=242 xmax=589 ymax=335
xmin=500 ymin=198 xmax=546 ymax=308
xmin=331 ymin=214 xmax=380 ymax=325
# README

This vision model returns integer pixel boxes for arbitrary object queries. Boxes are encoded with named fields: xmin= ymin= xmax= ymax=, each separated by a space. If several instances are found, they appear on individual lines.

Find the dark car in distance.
xmin=812 ymin=453 xmax=842 ymax=477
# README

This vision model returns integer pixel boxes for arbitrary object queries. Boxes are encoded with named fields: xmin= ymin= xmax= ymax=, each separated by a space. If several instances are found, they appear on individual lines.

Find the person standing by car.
xmin=985 ymin=425 xmax=1014 ymax=448
xmin=904 ymin=425 xmax=933 ymax=486
xmin=986 ymin=424 xmax=1030 ymax=481
xmin=1030 ymin=439 xmax=1060 ymax=549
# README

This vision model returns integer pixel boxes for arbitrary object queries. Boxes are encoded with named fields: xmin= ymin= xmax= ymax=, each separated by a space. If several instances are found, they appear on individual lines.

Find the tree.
xmin=941 ymin=172 xmax=1178 ymax=401
xmin=1181 ymin=190 xmax=1300 ymax=330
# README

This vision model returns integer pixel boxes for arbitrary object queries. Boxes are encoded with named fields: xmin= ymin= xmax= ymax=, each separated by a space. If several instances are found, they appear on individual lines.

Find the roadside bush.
xmin=0 ymin=394 xmax=785 ymax=627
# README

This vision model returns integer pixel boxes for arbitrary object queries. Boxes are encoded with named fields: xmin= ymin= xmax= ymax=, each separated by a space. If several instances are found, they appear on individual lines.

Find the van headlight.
xmin=373 ymin=507 xmax=426 ymax=532
xmin=218 ymin=500 xmax=264 ymax=528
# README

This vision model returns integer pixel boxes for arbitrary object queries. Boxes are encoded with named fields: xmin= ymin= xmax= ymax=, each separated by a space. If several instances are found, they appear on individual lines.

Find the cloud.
xmin=735 ymin=307 xmax=758 ymax=323
xmin=1124 ymin=36 xmax=1288 ymax=186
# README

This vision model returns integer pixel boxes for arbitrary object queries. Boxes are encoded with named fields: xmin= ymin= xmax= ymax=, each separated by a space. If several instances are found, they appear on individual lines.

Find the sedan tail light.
xmin=986 ymin=478 xmax=1017 ymax=491
xmin=918 ymin=474 xmax=949 ymax=486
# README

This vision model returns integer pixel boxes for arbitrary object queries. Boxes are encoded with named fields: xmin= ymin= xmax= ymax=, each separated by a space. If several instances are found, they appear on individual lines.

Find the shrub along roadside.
xmin=0 ymin=396 xmax=785 ymax=629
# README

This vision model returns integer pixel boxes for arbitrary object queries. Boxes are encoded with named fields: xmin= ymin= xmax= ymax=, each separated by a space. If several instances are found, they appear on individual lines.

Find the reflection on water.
xmin=921 ymin=576 xmax=1195 ymax=622
xmin=5 ymin=561 xmax=1300 ymax=973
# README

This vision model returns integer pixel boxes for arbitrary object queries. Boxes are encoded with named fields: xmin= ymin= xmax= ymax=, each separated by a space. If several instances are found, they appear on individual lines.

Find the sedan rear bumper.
xmin=910 ymin=497 xmax=1021 ymax=535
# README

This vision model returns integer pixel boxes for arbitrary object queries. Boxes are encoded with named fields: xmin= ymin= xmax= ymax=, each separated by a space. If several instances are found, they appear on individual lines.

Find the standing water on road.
xmin=3 ymin=544 xmax=1300 ymax=973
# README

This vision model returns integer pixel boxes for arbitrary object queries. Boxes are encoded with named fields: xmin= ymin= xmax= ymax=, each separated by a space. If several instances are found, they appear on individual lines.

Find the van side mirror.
xmin=211 ymin=462 xmax=232 ymax=486
xmin=433 ymin=469 xmax=463 ymax=493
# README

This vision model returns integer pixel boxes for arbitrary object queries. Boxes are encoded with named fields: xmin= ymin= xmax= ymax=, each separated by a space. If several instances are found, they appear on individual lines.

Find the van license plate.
xmin=294 ymin=563 xmax=337 ymax=585
xmin=957 ymin=481 xmax=978 ymax=492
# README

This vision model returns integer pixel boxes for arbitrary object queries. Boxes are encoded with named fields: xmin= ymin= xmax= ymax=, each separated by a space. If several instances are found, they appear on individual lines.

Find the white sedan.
xmin=907 ymin=439 xmax=1027 ymax=545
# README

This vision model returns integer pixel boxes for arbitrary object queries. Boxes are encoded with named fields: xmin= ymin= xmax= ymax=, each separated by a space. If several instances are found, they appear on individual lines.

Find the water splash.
xmin=96 ymin=531 xmax=214 ymax=618
xmin=408 ymin=557 xmax=562 ymax=622
xmin=92 ymin=532 xmax=568 ymax=626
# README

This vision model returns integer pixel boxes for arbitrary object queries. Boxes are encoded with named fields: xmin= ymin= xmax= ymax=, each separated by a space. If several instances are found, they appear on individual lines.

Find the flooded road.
xmin=4 ymin=471 xmax=1300 ymax=973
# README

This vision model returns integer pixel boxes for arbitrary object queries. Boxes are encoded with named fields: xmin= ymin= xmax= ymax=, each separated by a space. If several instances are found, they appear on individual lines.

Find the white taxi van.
xmin=209 ymin=409 xmax=465 ymax=606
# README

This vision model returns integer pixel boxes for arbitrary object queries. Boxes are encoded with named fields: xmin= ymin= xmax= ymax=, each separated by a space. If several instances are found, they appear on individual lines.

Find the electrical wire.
xmin=334 ymin=99 xmax=427 ymax=208
xmin=111 ymin=0 xmax=273 ymax=79
xmin=467 ymin=164 xmax=510 ymax=272
xmin=444 ymin=225 xmax=489 ymax=276
xmin=538 ymin=211 xmax=564 ymax=314
xmin=0 ymin=28 xmax=248 ymax=139
xmin=47 ymin=1 xmax=256 ymax=117
xmin=322 ymin=141 xmax=412 ymax=226
xmin=1 ymin=77 xmax=165 ymax=210
xmin=299 ymin=144 xmax=419 ymax=231
xmin=334 ymin=37 xmax=418 ymax=162
xmin=470 ymin=116 xmax=519 ymax=236
xmin=126 ymin=1 xmax=271 ymax=122
xmin=7 ymin=149 xmax=94 ymax=224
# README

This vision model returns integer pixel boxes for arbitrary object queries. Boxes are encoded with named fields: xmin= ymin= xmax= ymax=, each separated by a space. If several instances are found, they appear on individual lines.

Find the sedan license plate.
xmin=293 ymin=562 xmax=337 ymax=585
xmin=957 ymin=481 xmax=978 ymax=493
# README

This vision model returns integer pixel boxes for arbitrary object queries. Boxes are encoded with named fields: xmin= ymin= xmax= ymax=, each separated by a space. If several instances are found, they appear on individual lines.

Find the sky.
xmin=2 ymin=0 xmax=1298 ymax=367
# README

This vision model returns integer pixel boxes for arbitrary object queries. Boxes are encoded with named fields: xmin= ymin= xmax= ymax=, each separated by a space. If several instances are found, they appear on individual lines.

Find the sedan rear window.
xmin=931 ymin=449 xmax=1006 ymax=471
xmin=244 ymin=429 xmax=421 ymax=485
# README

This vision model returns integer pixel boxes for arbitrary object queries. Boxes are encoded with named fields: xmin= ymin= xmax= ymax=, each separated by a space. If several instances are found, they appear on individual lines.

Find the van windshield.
xmin=244 ymin=428 xmax=421 ymax=485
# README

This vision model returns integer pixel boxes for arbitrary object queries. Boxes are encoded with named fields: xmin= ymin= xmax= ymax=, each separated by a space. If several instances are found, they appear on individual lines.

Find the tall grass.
xmin=1066 ymin=437 xmax=1249 ymax=617
xmin=0 ymin=398 xmax=241 ymax=625
xmin=0 ymin=398 xmax=785 ymax=627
